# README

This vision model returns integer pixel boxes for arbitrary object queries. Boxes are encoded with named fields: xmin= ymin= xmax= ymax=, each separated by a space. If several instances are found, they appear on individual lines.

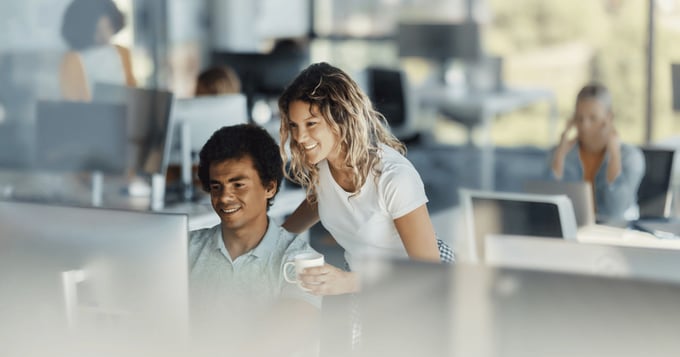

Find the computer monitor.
xmin=0 ymin=201 xmax=189 ymax=354
xmin=171 ymin=94 xmax=249 ymax=156
xmin=460 ymin=189 xmax=578 ymax=262
xmin=34 ymin=101 xmax=129 ymax=174
xmin=485 ymin=234 xmax=680 ymax=284
xmin=397 ymin=22 xmax=481 ymax=63
xmin=92 ymin=83 xmax=175 ymax=176
xmin=169 ymin=94 xmax=249 ymax=199
xmin=212 ymin=44 xmax=308 ymax=117
xmin=672 ymin=63 xmax=680 ymax=112
xmin=638 ymin=147 xmax=675 ymax=218
xmin=357 ymin=261 xmax=680 ymax=357
xmin=524 ymin=180 xmax=595 ymax=227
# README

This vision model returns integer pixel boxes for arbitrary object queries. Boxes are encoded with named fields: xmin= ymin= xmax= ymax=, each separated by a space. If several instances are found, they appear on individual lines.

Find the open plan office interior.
xmin=3 ymin=1 xmax=680 ymax=356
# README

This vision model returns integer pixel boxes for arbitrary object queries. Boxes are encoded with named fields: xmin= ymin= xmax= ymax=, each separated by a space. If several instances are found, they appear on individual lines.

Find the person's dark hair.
xmin=576 ymin=82 xmax=612 ymax=112
xmin=195 ymin=66 xmax=242 ymax=96
xmin=61 ymin=0 xmax=125 ymax=50
xmin=198 ymin=124 xmax=282 ymax=208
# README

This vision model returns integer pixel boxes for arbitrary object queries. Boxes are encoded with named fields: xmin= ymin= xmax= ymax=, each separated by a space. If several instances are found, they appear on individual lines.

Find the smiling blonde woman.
xmin=278 ymin=62 xmax=453 ymax=297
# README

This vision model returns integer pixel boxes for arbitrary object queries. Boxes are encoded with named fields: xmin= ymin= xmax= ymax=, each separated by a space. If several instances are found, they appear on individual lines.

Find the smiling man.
xmin=189 ymin=124 xmax=320 ymax=355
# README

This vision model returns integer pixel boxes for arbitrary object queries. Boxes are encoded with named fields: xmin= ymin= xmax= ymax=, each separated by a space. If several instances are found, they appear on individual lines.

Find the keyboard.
xmin=577 ymin=224 xmax=680 ymax=250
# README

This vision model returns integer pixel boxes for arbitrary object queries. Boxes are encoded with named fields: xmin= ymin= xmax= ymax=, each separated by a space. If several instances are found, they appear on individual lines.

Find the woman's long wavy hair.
xmin=278 ymin=62 xmax=405 ymax=202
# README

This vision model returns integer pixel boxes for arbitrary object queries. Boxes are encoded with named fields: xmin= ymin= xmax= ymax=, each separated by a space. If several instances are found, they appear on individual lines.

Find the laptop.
xmin=524 ymin=180 xmax=595 ymax=227
xmin=523 ymin=180 xmax=661 ymax=242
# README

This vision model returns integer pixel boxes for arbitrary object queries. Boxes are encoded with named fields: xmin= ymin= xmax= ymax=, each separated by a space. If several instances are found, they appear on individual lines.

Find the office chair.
xmin=363 ymin=66 xmax=420 ymax=144
xmin=638 ymin=147 xmax=675 ymax=218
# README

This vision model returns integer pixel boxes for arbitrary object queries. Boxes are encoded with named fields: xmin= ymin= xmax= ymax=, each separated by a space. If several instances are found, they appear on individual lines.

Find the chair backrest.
xmin=638 ymin=147 xmax=675 ymax=218
xmin=362 ymin=67 xmax=418 ymax=141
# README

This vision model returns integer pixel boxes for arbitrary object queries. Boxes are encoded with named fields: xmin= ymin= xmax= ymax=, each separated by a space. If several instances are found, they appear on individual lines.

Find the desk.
xmin=420 ymin=86 xmax=557 ymax=190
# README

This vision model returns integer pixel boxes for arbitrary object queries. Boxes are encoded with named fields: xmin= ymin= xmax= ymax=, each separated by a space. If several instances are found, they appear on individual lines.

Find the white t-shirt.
xmin=316 ymin=145 xmax=428 ymax=269
xmin=78 ymin=45 xmax=126 ymax=94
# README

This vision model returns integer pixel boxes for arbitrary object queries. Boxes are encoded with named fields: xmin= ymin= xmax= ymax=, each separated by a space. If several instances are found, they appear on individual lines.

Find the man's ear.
xmin=264 ymin=180 xmax=278 ymax=199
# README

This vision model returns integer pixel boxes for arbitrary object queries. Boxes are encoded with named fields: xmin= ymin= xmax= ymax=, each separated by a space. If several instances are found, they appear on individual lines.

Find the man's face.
xmin=575 ymin=98 xmax=613 ymax=152
xmin=208 ymin=155 xmax=276 ymax=232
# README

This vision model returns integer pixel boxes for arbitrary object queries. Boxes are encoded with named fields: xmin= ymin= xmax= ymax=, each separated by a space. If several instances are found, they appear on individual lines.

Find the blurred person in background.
xmin=550 ymin=83 xmax=645 ymax=223
xmin=195 ymin=66 xmax=241 ymax=96
xmin=60 ymin=0 xmax=135 ymax=101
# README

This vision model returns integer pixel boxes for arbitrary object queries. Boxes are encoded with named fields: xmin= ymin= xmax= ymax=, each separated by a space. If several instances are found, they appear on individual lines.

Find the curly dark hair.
xmin=61 ymin=0 xmax=125 ymax=50
xmin=198 ymin=124 xmax=283 ymax=208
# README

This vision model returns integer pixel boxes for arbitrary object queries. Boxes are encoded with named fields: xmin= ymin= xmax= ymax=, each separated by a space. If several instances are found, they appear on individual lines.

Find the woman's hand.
xmin=298 ymin=263 xmax=360 ymax=296
xmin=552 ymin=117 xmax=578 ymax=179
xmin=557 ymin=117 xmax=578 ymax=153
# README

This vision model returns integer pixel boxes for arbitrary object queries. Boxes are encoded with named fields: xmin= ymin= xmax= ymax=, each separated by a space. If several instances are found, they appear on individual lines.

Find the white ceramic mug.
xmin=283 ymin=252 xmax=325 ymax=290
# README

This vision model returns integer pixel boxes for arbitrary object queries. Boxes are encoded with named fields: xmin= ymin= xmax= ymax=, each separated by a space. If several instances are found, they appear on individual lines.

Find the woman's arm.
xmin=59 ymin=51 xmax=90 ymax=101
xmin=552 ymin=118 xmax=577 ymax=179
xmin=394 ymin=204 xmax=441 ymax=262
xmin=282 ymin=199 xmax=320 ymax=234
xmin=114 ymin=45 xmax=136 ymax=86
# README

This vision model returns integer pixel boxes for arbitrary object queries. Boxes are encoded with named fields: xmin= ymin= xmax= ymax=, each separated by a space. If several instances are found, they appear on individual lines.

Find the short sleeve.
xmin=379 ymin=161 xmax=429 ymax=219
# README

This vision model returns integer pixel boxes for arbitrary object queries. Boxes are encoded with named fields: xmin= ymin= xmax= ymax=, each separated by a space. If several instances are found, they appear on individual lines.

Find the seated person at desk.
xmin=194 ymin=65 xmax=242 ymax=96
xmin=189 ymin=124 xmax=320 ymax=355
xmin=59 ymin=0 xmax=136 ymax=101
xmin=550 ymin=83 xmax=645 ymax=223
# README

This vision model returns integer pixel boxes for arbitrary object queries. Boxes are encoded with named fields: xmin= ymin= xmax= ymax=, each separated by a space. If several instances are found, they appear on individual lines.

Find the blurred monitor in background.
xmin=212 ymin=38 xmax=309 ymax=120
xmin=460 ymin=189 xmax=578 ymax=262
xmin=524 ymin=180 xmax=595 ymax=227
xmin=356 ymin=261 xmax=680 ymax=357
xmin=34 ymin=101 xmax=128 ymax=175
xmin=166 ymin=94 xmax=249 ymax=201
xmin=0 ymin=201 xmax=189 ymax=355
xmin=672 ymin=63 xmax=680 ymax=112
xmin=92 ymin=83 xmax=175 ymax=177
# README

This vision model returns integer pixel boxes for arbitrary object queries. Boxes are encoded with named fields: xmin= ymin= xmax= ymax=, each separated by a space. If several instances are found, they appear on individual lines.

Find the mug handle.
xmin=283 ymin=261 xmax=297 ymax=283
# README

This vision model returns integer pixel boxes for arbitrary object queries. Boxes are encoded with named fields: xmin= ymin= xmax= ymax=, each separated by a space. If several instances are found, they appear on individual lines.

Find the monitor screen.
xmin=638 ymin=148 xmax=675 ymax=218
xmin=524 ymin=180 xmax=595 ymax=227
xmin=34 ymin=101 xmax=129 ymax=174
xmin=212 ymin=43 xmax=308 ymax=114
xmin=171 ymin=94 xmax=249 ymax=155
xmin=672 ymin=63 xmax=680 ymax=112
xmin=357 ymin=261 xmax=680 ymax=357
xmin=0 ymin=201 xmax=189 ymax=354
xmin=461 ymin=189 xmax=578 ymax=262
xmin=397 ymin=22 xmax=481 ymax=62
xmin=92 ymin=83 xmax=175 ymax=176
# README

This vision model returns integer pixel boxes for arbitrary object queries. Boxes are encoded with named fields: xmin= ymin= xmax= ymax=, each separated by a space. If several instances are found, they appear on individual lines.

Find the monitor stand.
xmin=91 ymin=171 xmax=103 ymax=207
xmin=179 ymin=121 xmax=194 ymax=201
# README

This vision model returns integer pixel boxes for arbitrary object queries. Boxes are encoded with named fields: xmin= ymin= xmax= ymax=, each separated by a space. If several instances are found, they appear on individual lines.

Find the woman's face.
xmin=574 ymin=98 xmax=612 ymax=152
xmin=286 ymin=100 xmax=342 ymax=165
xmin=94 ymin=15 xmax=115 ymax=45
